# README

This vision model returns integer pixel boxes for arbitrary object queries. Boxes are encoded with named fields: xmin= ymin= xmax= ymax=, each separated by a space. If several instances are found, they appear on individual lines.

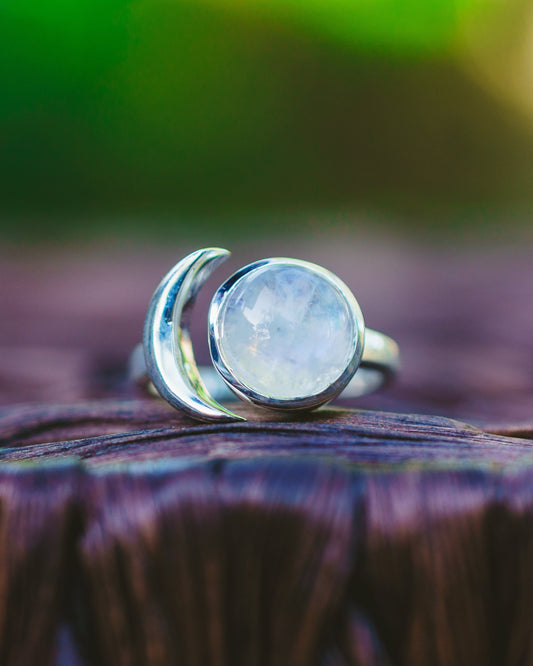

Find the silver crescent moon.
xmin=143 ymin=248 xmax=245 ymax=422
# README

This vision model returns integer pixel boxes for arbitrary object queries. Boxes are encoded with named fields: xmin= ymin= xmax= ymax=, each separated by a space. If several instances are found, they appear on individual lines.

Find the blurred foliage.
xmin=201 ymin=0 xmax=491 ymax=52
xmin=0 ymin=0 xmax=532 ymax=240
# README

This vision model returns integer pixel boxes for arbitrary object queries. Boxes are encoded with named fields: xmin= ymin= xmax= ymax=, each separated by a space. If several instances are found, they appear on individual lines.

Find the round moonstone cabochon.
xmin=210 ymin=260 xmax=363 ymax=403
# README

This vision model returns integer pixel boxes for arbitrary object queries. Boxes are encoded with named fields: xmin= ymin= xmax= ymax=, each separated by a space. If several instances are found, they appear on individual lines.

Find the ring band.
xmin=130 ymin=248 xmax=400 ymax=422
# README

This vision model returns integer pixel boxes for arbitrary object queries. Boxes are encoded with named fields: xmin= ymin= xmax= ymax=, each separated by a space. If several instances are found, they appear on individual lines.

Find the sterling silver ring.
xmin=130 ymin=248 xmax=400 ymax=422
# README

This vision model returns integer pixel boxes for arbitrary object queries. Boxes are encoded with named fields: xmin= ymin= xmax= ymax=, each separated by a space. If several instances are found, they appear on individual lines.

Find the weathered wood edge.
xmin=0 ymin=399 xmax=531 ymax=470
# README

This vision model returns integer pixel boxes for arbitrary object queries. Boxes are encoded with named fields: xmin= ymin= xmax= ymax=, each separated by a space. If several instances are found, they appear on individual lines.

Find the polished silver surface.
xmin=136 ymin=248 xmax=400 ymax=422
xmin=142 ymin=247 xmax=244 ymax=421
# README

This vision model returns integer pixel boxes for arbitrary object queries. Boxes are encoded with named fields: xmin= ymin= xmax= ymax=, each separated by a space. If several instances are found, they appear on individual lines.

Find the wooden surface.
xmin=0 ymin=240 xmax=532 ymax=665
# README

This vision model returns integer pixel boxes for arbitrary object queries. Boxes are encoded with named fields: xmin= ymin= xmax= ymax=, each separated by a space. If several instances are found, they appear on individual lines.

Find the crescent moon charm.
xmin=143 ymin=248 xmax=245 ymax=422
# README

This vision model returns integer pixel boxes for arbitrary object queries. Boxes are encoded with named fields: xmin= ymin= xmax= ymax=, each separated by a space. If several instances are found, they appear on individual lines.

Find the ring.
xmin=130 ymin=248 xmax=400 ymax=422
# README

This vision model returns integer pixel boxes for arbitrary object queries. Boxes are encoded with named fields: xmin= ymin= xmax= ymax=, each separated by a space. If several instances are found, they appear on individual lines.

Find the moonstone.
xmin=215 ymin=263 xmax=357 ymax=400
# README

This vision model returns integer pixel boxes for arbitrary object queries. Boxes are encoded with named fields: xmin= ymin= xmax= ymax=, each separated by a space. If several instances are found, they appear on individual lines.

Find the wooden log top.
xmin=0 ymin=240 xmax=532 ymax=665
xmin=0 ymin=400 xmax=531 ymax=468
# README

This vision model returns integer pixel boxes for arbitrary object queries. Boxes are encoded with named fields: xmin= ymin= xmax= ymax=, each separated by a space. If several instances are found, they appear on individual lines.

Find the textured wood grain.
xmin=0 ymin=399 xmax=530 ymax=665
xmin=0 ymin=241 xmax=532 ymax=665
xmin=0 ymin=400 xmax=532 ymax=467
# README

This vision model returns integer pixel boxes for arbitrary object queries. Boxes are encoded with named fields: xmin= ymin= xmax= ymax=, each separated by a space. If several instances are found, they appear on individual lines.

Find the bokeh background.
xmin=2 ymin=0 xmax=533 ymax=424
xmin=2 ymin=0 xmax=533 ymax=242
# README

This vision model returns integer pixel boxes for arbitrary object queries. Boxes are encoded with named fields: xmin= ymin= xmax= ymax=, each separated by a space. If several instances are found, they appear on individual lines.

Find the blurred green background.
xmin=2 ymin=0 xmax=533 ymax=241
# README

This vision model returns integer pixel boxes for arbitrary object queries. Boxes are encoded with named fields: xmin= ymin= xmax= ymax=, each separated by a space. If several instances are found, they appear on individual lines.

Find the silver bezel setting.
xmin=208 ymin=257 xmax=366 ymax=412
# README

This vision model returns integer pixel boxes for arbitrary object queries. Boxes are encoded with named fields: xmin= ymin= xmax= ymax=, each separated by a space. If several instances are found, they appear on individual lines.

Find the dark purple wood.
xmin=0 ymin=242 xmax=532 ymax=665
xmin=0 ymin=399 xmax=530 ymax=664
xmin=0 ymin=400 xmax=532 ymax=466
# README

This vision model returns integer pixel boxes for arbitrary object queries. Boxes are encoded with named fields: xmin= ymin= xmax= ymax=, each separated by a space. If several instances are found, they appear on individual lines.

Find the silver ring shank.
xmin=130 ymin=328 xmax=399 ymax=404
